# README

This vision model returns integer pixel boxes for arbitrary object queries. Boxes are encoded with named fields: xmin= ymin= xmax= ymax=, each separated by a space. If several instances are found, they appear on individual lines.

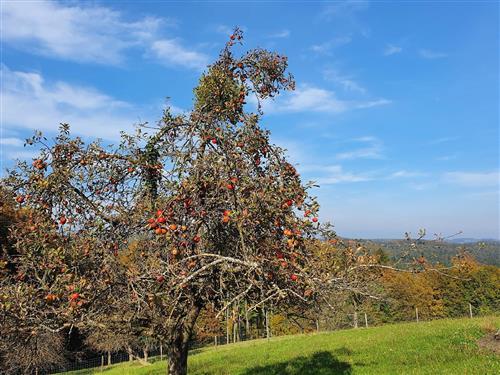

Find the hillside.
xmin=363 ymin=239 xmax=500 ymax=267
xmin=64 ymin=316 xmax=499 ymax=375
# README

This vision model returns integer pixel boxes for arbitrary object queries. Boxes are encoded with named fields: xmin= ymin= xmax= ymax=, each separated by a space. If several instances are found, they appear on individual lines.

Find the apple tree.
xmin=0 ymin=30 xmax=383 ymax=375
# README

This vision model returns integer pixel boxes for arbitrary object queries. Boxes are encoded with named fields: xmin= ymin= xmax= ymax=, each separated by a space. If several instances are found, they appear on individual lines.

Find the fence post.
xmin=265 ymin=308 xmax=270 ymax=339
xmin=415 ymin=307 xmax=419 ymax=323
xmin=469 ymin=303 xmax=473 ymax=318
xmin=245 ymin=300 xmax=250 ymax=339
xmin=226 ymin=307 xmax=230 ymax=344
xmin=364 ymin=313 xmax=368 ymax=328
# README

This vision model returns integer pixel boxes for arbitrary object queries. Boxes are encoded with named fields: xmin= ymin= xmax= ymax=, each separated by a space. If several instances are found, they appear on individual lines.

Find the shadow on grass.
xmin=242 ymin=351 xmax=353 ymax=375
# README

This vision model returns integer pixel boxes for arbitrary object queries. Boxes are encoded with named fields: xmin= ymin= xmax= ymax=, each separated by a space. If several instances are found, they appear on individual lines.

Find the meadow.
xmin=64 ymin=316 xmax=499 ymax=375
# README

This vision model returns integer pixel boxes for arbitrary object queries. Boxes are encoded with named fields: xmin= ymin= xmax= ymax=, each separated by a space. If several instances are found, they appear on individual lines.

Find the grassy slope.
xmin=65 ymin=316 xmax=499 ymax=375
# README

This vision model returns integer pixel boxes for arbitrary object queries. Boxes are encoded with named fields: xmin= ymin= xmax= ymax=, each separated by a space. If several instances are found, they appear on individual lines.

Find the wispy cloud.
xmin=269 ymin=29 xmax=290 ymax=38
xmin=428 ymin=136 xmax=458 ymax=145
xmin=150 ymin=39 xmax=209 ymax=70
xmin=215 ymin=25 xmax=234 ymax=35
xmin=320 ymin=0 xmax=370 ymax=20
xmin=319 ymin=1 xmax=370 ymax=37
xmin=419 ymin=49 xmax=448 ymax=59
xmin=1 ymin=1 xmax=208 ymax=71
xmin=389 ymin=170 xmax=426 ymax=178
xmin=323 ymin=69 xmax=366 ymax=93
xmin=259 ymin=85 xmax=390 ymax=114
xmin=443 ymin=171 xmax=499 ymax=187
xmin=384 ymin=44 xmax=402 ymax=56
xmin=215 ymin=24 xmax=246 ymax=36
xmin=311 ymin=36 xmax=352 ymax=54
xmin=0 ymin=137 xmax=25 ymax=147
xmin=1 ymin=1 xmax=164 ymax=65
xmin=1 ymin=66 xmax=149 ymax=141
xmin=335 ymin=137 xmax=384 ymax=160
xmin=300 ymin=164 xmax=373 ymax=185
xmin=436 ymin=154 xmax=458 ymax=161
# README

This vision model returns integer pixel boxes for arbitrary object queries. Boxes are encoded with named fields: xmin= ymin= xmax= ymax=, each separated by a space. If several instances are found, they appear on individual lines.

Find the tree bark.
xmin=166 ymin=305 xmax=201 ymax=375
xmin=127 ymin=346 xmax=134 ymax=362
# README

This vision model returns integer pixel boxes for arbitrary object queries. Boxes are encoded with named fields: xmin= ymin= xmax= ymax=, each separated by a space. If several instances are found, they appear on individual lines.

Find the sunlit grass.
xmin=63 ymin=316 xmax=499 ymax=374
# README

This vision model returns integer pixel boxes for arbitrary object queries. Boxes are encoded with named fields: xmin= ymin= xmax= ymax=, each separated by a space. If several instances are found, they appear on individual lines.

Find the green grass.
xmin=64 ymin=316 xmax=499 ymax=374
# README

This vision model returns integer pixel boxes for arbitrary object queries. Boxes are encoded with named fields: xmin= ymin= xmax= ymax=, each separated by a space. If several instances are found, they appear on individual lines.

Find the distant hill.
xmin=359 ymin=239 xmax=500 ymax=267
xmin=445 ymin=238 xmax=500 ymax=244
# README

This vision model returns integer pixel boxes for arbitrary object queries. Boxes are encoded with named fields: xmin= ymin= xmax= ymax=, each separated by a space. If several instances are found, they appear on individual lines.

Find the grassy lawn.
xmin=63 ymin=316 xmax=499 ymax=374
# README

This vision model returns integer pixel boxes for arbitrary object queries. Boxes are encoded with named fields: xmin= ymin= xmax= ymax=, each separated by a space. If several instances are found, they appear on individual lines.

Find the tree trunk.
xmin=127 ymin=346 xmax=134 ymax=362
xmin=167 ymin=339 xmax=188 ymax=375
xmin=143 ymin=348 xmax=148 ymax=362
xmin=166 ymin=305 xmax=201 ymax=375
xmin=107 ymin=351 xmax=111 ymax=366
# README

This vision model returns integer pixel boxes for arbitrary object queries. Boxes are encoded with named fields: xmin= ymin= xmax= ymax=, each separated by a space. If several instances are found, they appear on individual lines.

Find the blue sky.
xmin=1 ymin=0 xmax=498 ymax=239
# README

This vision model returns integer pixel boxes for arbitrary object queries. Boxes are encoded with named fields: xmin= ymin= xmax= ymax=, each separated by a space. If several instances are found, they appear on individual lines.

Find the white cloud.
xmin=311 ymin=36 xmax=352 ymax=54
xmin=1 ymin=66 xmax=147 ymax=141
xmin=269 ymin=29 xmax=290 ymax=38
xmin=355 ymin=99 xmax=392 ymax=108
xmin=323 ymin=69 xmax=366 ymax=93
xmin=428 ymin=136 xmax=458 ymax=145
xmin=389 ymin=170 xmax=425 ymax=178
xmin=1 ymin=1 xmax=164 ymax=65
xmin=335 ymin=136 xmax=384 ymax=160
xmin=419 ymin=49 xmax=447 ymax=59
xmin=1 ymin=1 xmax=207 ymax=71
xmin=259 ymin=86 xmax=390 ymax=114
xmin=0 ymin=137 xmax=24 ymax=147
xmin=443 ymin=171 xmax=499 ymax=187
xmin=300 ymin=165 xmax=372 ymax=185
xmin=436 ymin=154 xmax=457 ymax=161
xmin=4 ymin=149 xmax=40 ymax=161
xmin=321 ymin=1 xmax=370 ymax=20
xmin=384 ymin=44 xmax=402 ymax=56
xmin=150 ymin=39 xmax=209 ymax=70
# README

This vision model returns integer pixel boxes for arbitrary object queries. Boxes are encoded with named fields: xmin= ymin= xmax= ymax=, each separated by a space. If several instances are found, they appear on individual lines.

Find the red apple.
xmin=156 ymin=275 xmax=165 ymax=283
